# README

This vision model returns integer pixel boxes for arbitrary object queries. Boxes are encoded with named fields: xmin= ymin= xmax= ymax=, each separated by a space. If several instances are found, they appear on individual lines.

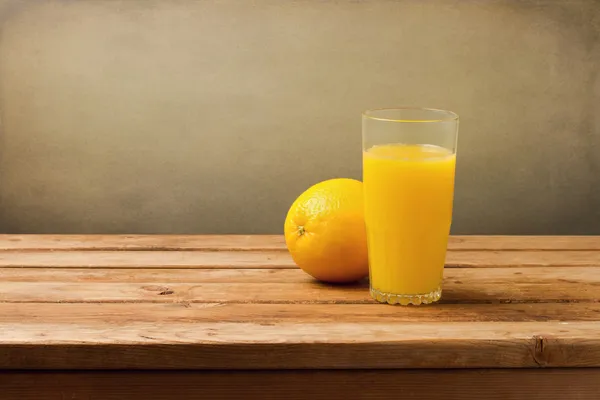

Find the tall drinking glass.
xmin=362 ymin=108 xmax=459 ymax=305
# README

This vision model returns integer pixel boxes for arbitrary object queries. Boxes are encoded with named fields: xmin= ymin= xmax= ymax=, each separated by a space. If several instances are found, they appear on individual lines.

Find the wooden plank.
xmin=448 ymin=236 xmax=600 ymax=251
xmin=444 ymin=250 xmax=600 ymax=267
xmin=0 ymin=281 xmax=370 ymax=303
xmin=0 ymin=235 xmax=286 ymax=251
xmin=0 ymin=250 xmax=597 ymax=268
xmin=3 ymin=369 xmax=600 ymax=400
xmin=0 ymin=267 xmax=598 ymax=303
xmin=0 ymin=235 xmax=598 ymax=251
xmin=1 ymin=302 xmax=599 ymax=324
xmin=0 ymin=267 xmax=308 ymax=282
xmin=1 ymin=265 xmax=597 ymax=284
xmin=0 ymin=250 xmax=296 ymax=268
xmin=1 ymin=321 xmax=600 ymax=369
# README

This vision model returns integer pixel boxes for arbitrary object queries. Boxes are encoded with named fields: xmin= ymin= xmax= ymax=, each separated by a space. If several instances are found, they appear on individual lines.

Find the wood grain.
xmin=1 ymin=266 xmax=598 ymax=303
xmin=0 ymin=249 xmax=597 ymax=268
xmin=0 ymin=235 xmax=597 ymax=251
xmin=3 ymin=369 xmax=600 ymax=400
xmin=1 ymin=302 xmax=599 ymax=323
xmin=1 ymin=321 xmax=600 ymax=369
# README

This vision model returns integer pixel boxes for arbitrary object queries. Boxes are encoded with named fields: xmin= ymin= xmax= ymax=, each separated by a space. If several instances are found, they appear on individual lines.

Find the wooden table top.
xmin=1 ymin=234 xmax=600 ymax=371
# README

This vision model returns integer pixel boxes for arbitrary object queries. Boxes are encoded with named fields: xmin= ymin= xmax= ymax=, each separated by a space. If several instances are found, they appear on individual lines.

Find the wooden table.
xmin=1 ymin=235 xmax=600 ymax=399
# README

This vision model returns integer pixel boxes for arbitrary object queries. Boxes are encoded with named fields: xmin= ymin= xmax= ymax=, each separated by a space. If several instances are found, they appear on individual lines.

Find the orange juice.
xmin=363 ymin=143 xmax=456 ymax=304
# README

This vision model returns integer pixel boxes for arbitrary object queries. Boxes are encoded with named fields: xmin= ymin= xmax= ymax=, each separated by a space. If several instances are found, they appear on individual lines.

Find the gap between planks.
xmin=0 ymin=235 xmax=598 ymax=251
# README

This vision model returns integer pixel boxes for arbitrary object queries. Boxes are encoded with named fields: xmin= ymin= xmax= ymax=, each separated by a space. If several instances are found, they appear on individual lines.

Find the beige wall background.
xmin=0 ymin=0 xmax=598 ymax=234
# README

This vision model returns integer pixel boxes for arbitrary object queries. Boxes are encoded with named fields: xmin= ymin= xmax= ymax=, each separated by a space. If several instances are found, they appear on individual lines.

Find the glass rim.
xmin=362 ymin=107 xmax=459 ymax=123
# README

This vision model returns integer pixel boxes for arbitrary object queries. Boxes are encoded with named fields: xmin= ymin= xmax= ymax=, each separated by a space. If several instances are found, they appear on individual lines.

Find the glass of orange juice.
xmin=362 ymin=107 xmax=459 ymax=305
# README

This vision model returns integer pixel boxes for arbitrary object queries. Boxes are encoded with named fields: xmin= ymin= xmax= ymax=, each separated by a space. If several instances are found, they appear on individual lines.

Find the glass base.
xmin=370 ymin=286 xmax=442 ymax=305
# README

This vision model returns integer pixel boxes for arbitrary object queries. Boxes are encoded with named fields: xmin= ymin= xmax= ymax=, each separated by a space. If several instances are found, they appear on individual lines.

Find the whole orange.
xmin=284 ymin=178 xmax=369 ymax=283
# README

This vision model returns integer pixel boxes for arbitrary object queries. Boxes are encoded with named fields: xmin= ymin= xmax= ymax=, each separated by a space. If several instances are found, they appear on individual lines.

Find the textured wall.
xmin=0 ymin=0 xmax=598 ymax=234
